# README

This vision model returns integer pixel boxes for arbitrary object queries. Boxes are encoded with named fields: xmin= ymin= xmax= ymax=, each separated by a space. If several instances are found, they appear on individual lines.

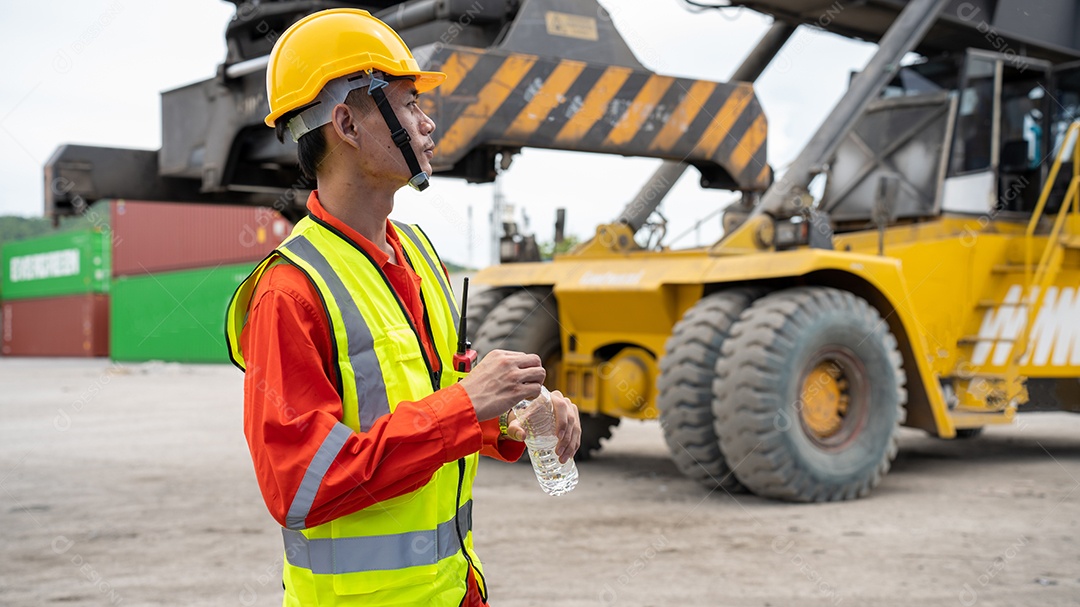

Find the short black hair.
xmin=275 ymin=89 xmax=377 ymax=181
xmin=275 ymin=111 xmax=325 ymax=181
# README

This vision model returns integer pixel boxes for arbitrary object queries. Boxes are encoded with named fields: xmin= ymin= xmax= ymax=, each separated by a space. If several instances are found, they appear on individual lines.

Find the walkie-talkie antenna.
xmin=457 ymin=277 xmax=470 ymax=354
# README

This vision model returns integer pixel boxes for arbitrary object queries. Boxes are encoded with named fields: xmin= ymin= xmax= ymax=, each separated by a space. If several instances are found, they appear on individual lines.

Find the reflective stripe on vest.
xmin=282 ymin=500 xmax=473 ymax=575
xmin=285 ymin=422 xmax=351 ymax=530
xmin=391 ymin=221 xmax=460 ymax=330
xmin=281 ymin=235 xmax=391 ymax=430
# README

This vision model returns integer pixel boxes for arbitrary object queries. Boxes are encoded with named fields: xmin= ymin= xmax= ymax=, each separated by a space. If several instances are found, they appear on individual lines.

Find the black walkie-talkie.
xmin=453 ymin=278 xmax=477 ymax=373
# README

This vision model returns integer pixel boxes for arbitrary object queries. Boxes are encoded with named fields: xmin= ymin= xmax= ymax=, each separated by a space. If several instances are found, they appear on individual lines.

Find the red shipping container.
xmin=2 ymin=294 xmax=109 ymax=357
xmin=110 ymin=200 xmax=292 ymax=276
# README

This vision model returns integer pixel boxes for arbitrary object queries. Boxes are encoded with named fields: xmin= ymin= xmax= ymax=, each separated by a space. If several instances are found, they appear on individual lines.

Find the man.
xmin=225 ymin=9 xmax=581 ymax=606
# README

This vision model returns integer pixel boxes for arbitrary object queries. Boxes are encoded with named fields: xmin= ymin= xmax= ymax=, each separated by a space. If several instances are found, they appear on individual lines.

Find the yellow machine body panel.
xmin=474 ymin=211 xmax=1080 ymax=438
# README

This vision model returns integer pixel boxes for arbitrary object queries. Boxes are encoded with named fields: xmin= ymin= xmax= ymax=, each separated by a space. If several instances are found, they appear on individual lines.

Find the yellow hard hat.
xmin=263 ymin=8 xmax=446 ymax=128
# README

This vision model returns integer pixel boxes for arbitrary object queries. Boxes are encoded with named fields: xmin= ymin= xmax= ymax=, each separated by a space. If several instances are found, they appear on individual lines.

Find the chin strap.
xmin=367 ymin=72 xmax=430 ymax=191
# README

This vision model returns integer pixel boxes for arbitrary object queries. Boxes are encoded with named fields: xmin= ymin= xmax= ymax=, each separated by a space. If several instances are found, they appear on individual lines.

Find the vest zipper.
xmin=415 ymin=288 xmax=444 ymax=391
xmin=456 ymin=458 xmax=487 ymax=603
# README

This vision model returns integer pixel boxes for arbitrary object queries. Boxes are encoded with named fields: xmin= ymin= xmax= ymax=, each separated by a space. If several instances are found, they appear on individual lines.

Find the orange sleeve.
xmin=240 ymin=264 xmax=484 ymax=530
xmin=479 ymin=419 xmax=526 ymax=462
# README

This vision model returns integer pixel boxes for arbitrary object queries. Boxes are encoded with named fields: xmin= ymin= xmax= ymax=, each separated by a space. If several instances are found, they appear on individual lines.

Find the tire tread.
xmin=657 ymin=289 xmax=764 ymax=491
xmin=713 ymin=287 xmax=907 ymax=502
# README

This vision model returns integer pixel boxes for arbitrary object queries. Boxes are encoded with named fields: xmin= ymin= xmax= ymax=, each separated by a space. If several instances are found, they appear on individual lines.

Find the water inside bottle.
xmin=516 ymin=387 xmax=578 ymax=496
xmin=524 ymin=435 xmax=578 ymax=496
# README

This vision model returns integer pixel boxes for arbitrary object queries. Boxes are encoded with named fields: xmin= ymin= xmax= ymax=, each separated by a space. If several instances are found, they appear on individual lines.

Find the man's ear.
xmin=330 ymin=104 xmax=362 ymax=149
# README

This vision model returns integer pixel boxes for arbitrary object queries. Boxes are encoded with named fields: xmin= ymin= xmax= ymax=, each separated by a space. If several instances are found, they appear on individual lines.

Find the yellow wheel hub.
xmin=800 ymin=362 xmax=849 ymax=438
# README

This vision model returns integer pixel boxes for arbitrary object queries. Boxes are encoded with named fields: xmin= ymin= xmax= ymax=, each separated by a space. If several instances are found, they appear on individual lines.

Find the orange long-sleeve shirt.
xmin=240 ymin=192 xmax=523 ymax=604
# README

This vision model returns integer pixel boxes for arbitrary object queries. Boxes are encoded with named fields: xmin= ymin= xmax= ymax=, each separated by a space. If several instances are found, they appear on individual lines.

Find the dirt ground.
xmin=1 ymin=358 xmax=1078 ymax=607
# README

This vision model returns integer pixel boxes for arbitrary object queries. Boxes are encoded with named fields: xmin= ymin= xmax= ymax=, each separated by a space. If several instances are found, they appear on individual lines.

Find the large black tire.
xmin=714 ymin=287 xmax=906 ymax=502
xmin=656 ymin=289 xmax=761 ymax=491
xmin=473 ymin=288 xmax=560 ymax=370
xmin=463 ymin=287 xmax=512 ymax=345
xmin=473 ymin=289 xmax=617 ymax=460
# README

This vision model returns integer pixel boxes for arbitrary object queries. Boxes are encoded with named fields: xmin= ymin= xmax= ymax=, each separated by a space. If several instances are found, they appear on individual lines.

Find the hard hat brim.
xmin=413 ymin=70 xmax=446 ymax=94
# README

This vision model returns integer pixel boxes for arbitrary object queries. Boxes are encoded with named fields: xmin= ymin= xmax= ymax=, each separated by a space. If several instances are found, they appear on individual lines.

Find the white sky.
xmin=0 ymin=0 xmax=876 ymax=267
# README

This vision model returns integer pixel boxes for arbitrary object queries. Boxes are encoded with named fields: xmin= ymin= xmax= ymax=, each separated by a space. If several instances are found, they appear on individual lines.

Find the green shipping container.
xmin=1 ymin=229 xmax=111 ymax=300
xmin=110 ymin=263 xmax=253 ymax=363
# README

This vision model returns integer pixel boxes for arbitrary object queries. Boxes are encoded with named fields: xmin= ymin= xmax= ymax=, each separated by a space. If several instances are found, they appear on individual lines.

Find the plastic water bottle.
xmin=513 ymin=386 xmax=578 ymax=496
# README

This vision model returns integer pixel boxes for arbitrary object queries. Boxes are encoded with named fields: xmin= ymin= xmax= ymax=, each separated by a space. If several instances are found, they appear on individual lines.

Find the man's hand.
xmin=549 ymin=390 xmax=581 ymax=463
xmin=459 ymin=349 xmax=545 ymax=421
xmin=504 ymin=390 xmax=581 ymax=463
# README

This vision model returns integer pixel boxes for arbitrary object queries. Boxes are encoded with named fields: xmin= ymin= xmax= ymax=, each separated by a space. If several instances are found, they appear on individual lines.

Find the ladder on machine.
xmin=950 ymin=122 xmax=1080 ymax=429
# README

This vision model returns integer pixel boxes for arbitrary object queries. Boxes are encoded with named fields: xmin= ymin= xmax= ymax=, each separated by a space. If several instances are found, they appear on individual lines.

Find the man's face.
xmin=354 ymin=79 xmax=437 ymax=187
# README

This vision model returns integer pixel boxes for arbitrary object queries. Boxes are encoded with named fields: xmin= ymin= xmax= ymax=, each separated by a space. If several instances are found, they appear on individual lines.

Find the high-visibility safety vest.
xmin=226 ymin=215 xmax=484 ymax=606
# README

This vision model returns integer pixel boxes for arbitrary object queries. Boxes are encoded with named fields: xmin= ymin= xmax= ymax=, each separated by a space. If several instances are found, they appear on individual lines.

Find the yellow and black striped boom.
xmin=419 ymin=45 xmax=770 ymax=192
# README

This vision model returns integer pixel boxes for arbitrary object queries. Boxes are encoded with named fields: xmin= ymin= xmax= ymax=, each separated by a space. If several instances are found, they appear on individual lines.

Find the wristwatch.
xmin=498 ymin=410 xmax=511 ymax=437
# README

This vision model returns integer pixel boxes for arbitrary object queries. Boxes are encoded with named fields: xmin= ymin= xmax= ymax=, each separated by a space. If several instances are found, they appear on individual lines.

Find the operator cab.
xmin=891 ymin=49 xmax=1080 ymax=220
xmin=823 ymin=49 xmax=1077 ymax=229
xmin=940 ymin=50 xmax=1051 ymax=218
